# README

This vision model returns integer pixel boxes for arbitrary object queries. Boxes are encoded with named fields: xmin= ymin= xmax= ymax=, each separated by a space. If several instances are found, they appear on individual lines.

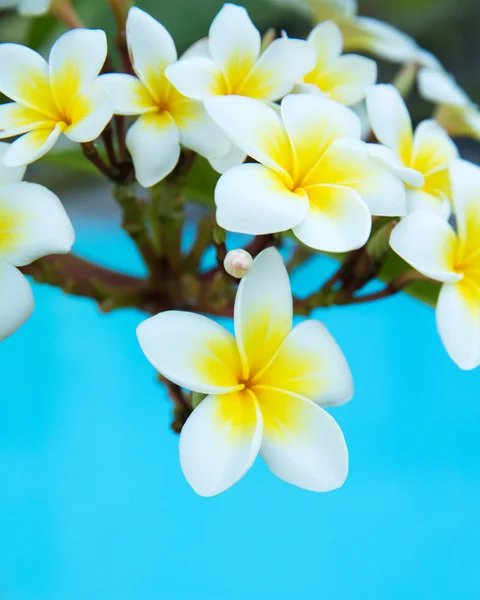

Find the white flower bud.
xmin=223 ymin=249 xmax=253 ymax=279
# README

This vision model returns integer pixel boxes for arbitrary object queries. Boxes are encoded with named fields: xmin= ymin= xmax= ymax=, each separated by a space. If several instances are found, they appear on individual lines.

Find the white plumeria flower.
xmin=205 ymin=93 xmax=405 ymax=252
xmin=0 ymin=29 xmax=113 ymax=167
xmin=0 ymin=142 xmax=74 ymax=340
xmin=390 ymin=159 xmax=480 ymax=370
xmin=366 ymin=84 xmax=458 ymax=218
xmin=100 ymin=7 xmax=231 ymax=188
xmin=271 ymin=0 xmax=441 ymax=67
xmin=0 ymin=0 xmax=50 ymax=15
xmin=418 ymin=68 xmax=480 ymax=141
xmin=296 ymin=21 xmax=377 ymax=106
xmin=137 ymin=248 xmax=353 ymax=496
xmin=165 ymin=3 xmax=316 ymax=173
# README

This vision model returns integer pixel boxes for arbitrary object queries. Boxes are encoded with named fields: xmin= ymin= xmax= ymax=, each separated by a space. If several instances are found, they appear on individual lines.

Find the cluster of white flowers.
xmin=1 ymin=1 xmax=479 ymax=496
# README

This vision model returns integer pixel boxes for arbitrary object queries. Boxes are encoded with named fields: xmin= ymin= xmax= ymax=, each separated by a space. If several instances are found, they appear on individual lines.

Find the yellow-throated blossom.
xmin=390 ymin=159 xmax=480 ymax=371
xmin=0 ymin=142 xmax=74 ymax=340
xmin=0 ymin=0 xmax=50 ymax=15
xmin=418 ymin=68 xmax=480 ymax=142
xmin=366 ymin=84 xmax=457 ymax=218
xmin=165 ymin=3 xmax=316 ymax=172
xmin=100 ymin=7 xmax=232 ymax=188
xmin=0 ymin=29 xmax=113 ymax=167
xmin=272 ymin=0 xmax=440 ymax=67
xmin=296 ymin=21 xmax=377 ymax=106
xmin=137 ymin=248 xmax=353 ymax=496
xmin=205 ymin=93 xmax=405 ymax=252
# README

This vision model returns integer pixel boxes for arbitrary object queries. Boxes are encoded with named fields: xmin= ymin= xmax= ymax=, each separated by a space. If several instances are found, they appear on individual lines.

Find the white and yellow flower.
xmin=164 ymin=2 xmax=315 ymax=172
xmin=271 ymin=0 xmax=440 ymax=67
xmin=0 ymin=29 xmax=113 ymax=167
xmin=366 ymin=84 xmax=458 ymax=217
xmin=100 ymin=7 xmax=232 ymax=187
xmin=390 ymin=159 xmax=480 ymax=370
xmin=137 ymin=247 xmax=353 ymax=496
xmin=165 ymin=3 xmax=315 ymax=103
xmin=296 ymin=21 xmax=377 ymax=106
xmin=418 ymin=68 xmax=480 ymax=141
xmin=205 ymin=93 xmax=405 ymax=252
xmin=0 ymin=142 xmax=74 ymax=340
xmin=0 ymin=0 xmax=50 ymax=15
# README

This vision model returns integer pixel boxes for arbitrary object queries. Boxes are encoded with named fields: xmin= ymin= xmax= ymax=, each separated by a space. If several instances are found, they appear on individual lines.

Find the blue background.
xmin=1 ymin=221 xmax=479 ymax=600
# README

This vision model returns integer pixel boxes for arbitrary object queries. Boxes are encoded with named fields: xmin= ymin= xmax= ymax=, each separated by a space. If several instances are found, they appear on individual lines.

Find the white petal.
xmin=205 ymin=95 xmax=293 ymax=178
xmin=365 ymin=84 xmax=412 ymax=161
xmin=254 ymin=319 xmax=353 ymax=406
xmin=418 ymin=68 xmax=471 ymax=108
xmin=319 ymin=54 xmax=377 ymax=105
xmin=136 ymin=310 xmax=243 ymax=394
xmin=417 ymin=50 xmax=443 ymax=71
xmin=63 ymin=81 xmax=113 ymax=143
xmin=18 ymin=0 xmax=50 ymax=14
xmin=169 ymin=99 xmax=231 ymax=159
xmin=343 ymin=16 xmax=419 ymax=63
xmin=165 ymin=57 xmax=226 ymax=100
xmin=405 ymin=189 xmax=451 ymax=218
xmin=126 ymin=6 xmax=177 ymax=94
xmin=234 ymin=247 xmax=292 ymax=378
xmin=2 ymin=124 xmax=62 ymax=167
xmin=98 ymin=74 xmax=156 ymax=115
xmin=0 ymin=182 xmax=74 ymax=266
xmin=0 ymin=142 xmax=25 ymax=185
xmin=310 ymin=138 xmax=406 ymax=217
xmin=449 ymin=159 xmax=480 ymax=244
xmin=126 ymin=111 xmax=180 ymax=188
xmin=49 ymin=29 xmax=107 ymax=114
xmin=257 ymin=388 xmax=348 ymax=492
xmin=0 ymin=102 xmax=55 ymax=139
xmin=0 ymin=44 xmax=57 ymax=117
xmin=0 ymin=260 xmax=33 ymax=341
xmin=181 ymin=38 xmax=211 ymax=60
xmin=390 ymin=210 xmax=461 ymax=282
xmin=180 ymin=390 xmax=262 ymax=497
xmin=215 ymin=163 xmax=309 ymax=235
xmin=209 ymin=144 xmax=246 ymax=174
xmin=368 ymin=143 xmax=424 ymax=187
xmin=280 ymin=94 xmax=361 ymax=185
xmin=411 ymin=119 xmax=458 ymax=174
xmin=238 ymin=38 xmax=316 ymax=101
xmin=208 ymin=3 xmax=260 ymax=87
xmin=436 ymin=282 xmax=480 ymax=370
xmin=307 ymin=21 xmax=343 ymax=66
xmin=294 ymin=184 xmax=371 ymax=252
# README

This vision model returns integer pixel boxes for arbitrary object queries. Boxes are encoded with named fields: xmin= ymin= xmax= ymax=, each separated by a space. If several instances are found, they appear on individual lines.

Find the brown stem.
xmin=51 ymin=0 xmax=84 ymax=28
xmin=337 ymin=271 xmax=432 ymax=305
xmin=81 ymin=142 xmax=117 ymax=181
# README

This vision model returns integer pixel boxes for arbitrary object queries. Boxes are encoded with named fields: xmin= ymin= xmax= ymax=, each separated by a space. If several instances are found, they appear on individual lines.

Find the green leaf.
xmin=183 ymin=157 xmax=219 ymax=208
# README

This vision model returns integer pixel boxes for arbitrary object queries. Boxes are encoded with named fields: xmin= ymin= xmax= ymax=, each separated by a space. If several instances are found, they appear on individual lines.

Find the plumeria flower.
xmin=100 ymin=7 xmax=231 ymax=188
xmin=0 ymin=0 xmax=50 ymax=15
xmin=366 ymin=84 xmax=458 ymax=217
xmin=418 ymin=68 xmax=480 ymax=141
xmin=390 ymin=159 xmax=480 ymax=370
xmin=0 ymin=142 xmax=74 ymax=340
xmin=296 ymin=21 xmax=377 ymax=106
xmin=0 ymin=29 xmax=113 ymax=167
xmin=137 ymin=248 xmax=353 ymax=496
xmin=271 ymin=0 xmax=440 ymax=67
xmin=205 ymin=93 xmax=405 ymax=252
xmin=164 ymin=3 xmax=316 ymax=172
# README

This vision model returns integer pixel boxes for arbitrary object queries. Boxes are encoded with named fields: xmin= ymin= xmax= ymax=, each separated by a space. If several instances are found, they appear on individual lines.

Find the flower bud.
xmin=223 ymin=249 xmax=253 ymax=279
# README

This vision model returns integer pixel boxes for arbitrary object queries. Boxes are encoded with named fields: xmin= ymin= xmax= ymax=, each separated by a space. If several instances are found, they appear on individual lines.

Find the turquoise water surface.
xmin=1 ymin=222 xmax=479 ymax=600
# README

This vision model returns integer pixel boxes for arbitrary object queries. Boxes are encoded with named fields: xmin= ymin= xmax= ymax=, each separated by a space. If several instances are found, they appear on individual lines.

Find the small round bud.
xmin=223 ymin=249 xmax=253 ymax=279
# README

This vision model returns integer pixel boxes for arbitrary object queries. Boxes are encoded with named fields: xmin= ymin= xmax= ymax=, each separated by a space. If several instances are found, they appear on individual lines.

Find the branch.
xmin=19 ymin=254 xmax=171 ymax=314
xmin=336 ymin=271 xmax=433 ymax=305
